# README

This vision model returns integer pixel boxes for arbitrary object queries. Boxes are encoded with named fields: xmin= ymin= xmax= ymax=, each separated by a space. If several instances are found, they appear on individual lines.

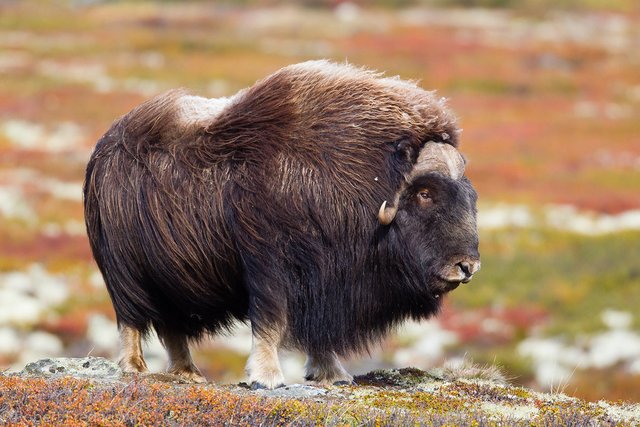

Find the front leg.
xmin=304 ymin=352 xmax=354 ymax=385
xmin=245 ymin=330 xmax=284 ymax=390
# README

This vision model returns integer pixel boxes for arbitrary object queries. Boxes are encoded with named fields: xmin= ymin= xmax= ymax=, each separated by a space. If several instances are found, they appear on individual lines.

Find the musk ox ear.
xmin=391 ymin=137 xmax=415 ymax=163
xmin=410 ymin=141 xmax=465 ymax=181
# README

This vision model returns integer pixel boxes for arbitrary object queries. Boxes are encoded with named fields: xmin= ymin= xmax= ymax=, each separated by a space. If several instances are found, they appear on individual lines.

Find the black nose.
xmin=457 ymin=260 xmax=481 ymax=280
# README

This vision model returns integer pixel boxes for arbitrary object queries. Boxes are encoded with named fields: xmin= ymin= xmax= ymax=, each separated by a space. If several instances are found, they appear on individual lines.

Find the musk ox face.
xmin=378 ymin=142 xmax=480 ymax=299
xmin=397 ymin=173 xmax=480 ymax=296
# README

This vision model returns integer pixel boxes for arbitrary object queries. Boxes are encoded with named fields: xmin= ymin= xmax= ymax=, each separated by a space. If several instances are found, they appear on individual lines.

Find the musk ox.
xmin=84 ymin=60 xmax=480 ymax=389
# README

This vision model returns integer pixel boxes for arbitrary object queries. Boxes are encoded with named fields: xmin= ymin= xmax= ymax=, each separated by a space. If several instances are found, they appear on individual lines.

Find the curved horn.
xmin=378 ymin=200 xmax=398 ymax=225
xmin=413 ymin=142 xmax=465 ymax=180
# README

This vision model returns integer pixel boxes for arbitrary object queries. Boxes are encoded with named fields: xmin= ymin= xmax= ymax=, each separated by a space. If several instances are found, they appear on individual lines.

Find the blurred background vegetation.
xmin=72 ymin=0 xmax=637 ymax=13
xmin=0 ymin=0 xmax=638 ymax=403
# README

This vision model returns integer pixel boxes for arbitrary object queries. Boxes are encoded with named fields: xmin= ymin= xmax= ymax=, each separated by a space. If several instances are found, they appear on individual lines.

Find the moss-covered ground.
xmin=1 ymin=367 xmax=638 ymax=426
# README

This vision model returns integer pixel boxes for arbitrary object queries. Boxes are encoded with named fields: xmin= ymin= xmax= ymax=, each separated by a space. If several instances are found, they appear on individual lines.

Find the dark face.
xmin=394 ymin=172 xmax=480 ymax=298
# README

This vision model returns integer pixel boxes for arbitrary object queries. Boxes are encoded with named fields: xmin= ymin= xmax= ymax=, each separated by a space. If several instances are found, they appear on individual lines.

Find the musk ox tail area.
xmin=83 ymin=90 xmax=248 ymax=339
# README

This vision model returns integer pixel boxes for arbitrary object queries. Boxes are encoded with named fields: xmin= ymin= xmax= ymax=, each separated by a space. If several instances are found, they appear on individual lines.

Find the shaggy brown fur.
xmin=84 ymin=60 xmax=479 ymax=388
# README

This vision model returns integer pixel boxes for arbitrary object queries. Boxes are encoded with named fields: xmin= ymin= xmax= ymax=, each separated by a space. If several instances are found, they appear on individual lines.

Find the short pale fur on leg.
xmin=159 ymin=331 xmax=207 ymax=383
xmin=118 ymin=324 xmax=148 ymax=373
xmin=245 ymin=331 xmax=284 ymax=390
xmin=304 ymin=352 xmax=353 ymax=385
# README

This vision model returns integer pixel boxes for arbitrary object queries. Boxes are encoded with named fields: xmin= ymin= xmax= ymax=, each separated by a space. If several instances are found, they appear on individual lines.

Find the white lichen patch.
xmin=394 ymin=319 xmax=458 ymax=366
xmin=0 ymin=187 xmax=36 ymax=222
xmin=41 ymin=220 xmax=86 ymax=237
xmin=481 ymin=401 xmax=538 ymax=421
xmin=531 ymin=388 xmax=577 ymax=404
xmin=597 ymin=400 xmax=640 ymax=424
xmin=43 ymin=179 xmax=83 ymax=202
xmin=0 ymin=327 xmax=21 ymax=356
xmin=2 ymin=167 xmax=83 ymax=202
xmin=478 ymin=203 xmax=640 ymax=235
xmin=415 ymin=380 xmax=447 ymax=393
xmin=519 ymin=311 xmax=640 ymax=387
xmin=0 ymin=265 xmax=69 ymax=327
xmin=1 ymin=120 xmax=86 ymax=151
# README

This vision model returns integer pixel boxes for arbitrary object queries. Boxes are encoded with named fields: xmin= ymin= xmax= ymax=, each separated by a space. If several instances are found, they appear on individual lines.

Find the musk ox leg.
xmin=245 ymin=332 xmax=285 ymax=390
xmin=158 ymin=331 xmax=207 ymax=384
xmin=304 ymin=352 xmax=354 ymax=386
xmin=117 ymin=324 xmax=148 ymax=373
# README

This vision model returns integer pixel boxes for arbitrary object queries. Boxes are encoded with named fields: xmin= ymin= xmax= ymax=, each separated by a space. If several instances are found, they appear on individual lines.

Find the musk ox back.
xmin=84 ymin=60 xmax=480 ymax=388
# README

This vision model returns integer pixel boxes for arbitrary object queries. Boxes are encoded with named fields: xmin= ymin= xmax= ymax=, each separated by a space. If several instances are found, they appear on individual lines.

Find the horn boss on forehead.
xmin=410 ymin=142 xmax=466 ymax=181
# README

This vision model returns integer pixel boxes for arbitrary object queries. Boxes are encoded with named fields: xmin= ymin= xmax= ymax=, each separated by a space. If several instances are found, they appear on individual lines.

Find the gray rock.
xmin=253 ymin=384 xmax=327 ymax=398
xmin=21 ymin=357 xmax=122 ymax=380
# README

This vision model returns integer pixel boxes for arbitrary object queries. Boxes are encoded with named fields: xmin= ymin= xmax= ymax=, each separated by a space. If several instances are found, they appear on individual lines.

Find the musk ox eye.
xmin=417 ymin=190 xmax=433 ymax=206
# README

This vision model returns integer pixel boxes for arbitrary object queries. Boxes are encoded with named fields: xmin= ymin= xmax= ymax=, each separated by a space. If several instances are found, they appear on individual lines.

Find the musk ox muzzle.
xmin=436 ymin=256 xmax=481 ymax=295
xmin=84 ymin=60 xmax=481 ymax=389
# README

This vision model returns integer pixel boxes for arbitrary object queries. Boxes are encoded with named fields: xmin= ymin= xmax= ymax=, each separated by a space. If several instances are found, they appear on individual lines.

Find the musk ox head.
xmin=379 ymin=141 xmax=480 ymax=299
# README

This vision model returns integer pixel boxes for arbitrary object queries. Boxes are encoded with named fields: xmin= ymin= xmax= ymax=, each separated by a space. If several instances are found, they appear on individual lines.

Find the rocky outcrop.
xmin=21 ymin=357 xmax=123 ymax=380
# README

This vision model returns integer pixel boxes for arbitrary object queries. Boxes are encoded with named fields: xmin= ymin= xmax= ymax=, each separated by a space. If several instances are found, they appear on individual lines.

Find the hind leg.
xmin=245 ymin=329 xmax=284 ymax=390
xmin=158 ymin=330 xmax=207 ymax=383
xmin=118 ymin=324 xmax=148 ymax=373
xmin=304 ymin=352 xmax=354 ymax=385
